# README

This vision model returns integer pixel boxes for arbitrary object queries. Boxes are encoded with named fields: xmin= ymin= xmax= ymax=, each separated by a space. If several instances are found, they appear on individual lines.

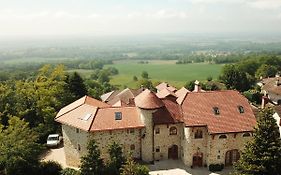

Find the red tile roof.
xmin=175 ymin=87 xmax=189 ymax=105
xmin=156 ymin=82 xmax=177 ymax=92
xmin=156 ymin=88 xmax=177 ymax=99
xmin=181 ymin=90 xmax=256 ymax=134
xmin=135 ymin=89 xmax=164 ymax=109
xmin=107 ymin=88 xmax=143 ymax=106
xmin=90 ymin=107 xmax=144 ymax=131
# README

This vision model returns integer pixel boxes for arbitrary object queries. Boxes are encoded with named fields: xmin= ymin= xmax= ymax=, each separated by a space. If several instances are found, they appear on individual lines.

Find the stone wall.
xmin=207 ymin=132 xmax=252 ymax=166
xmin=181 ymin=126 xmax=208 ymax=167
xmin=62 ymin=125 xmax=89 ymax=167
xmin=154 ymin=123 xmax=182 ymax=161
xmin=90 ymin=128 xmax=142 ymax=161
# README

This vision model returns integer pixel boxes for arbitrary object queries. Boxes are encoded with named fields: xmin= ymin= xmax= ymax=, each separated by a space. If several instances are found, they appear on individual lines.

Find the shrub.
xmin=40 ymin=161 xmax=62 ymax=175
xmin=135 ymin=165 xmax=149 ymax=175
xmin=208 ymin=164 xmax=224 ymax=172
xmin=60 ymin=168 xmax=81 ymax=175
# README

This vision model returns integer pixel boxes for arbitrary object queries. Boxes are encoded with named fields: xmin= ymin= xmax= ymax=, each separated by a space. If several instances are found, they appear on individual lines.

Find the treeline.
xmin=176 ymin=54 xmax=243 ymax=64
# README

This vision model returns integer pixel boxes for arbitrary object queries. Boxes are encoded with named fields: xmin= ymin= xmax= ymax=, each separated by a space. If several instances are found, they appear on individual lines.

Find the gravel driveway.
xmin=40 ymin=145 xmax=68 ymax=168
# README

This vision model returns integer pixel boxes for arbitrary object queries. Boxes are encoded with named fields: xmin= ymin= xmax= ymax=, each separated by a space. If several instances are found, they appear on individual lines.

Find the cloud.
xmin=247 ymin=0 xmax=281 ymax=10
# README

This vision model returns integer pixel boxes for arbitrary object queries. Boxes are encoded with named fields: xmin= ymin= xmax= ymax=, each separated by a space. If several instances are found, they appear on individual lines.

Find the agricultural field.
xmin=69 ymin=60 xmax=224 ymax=88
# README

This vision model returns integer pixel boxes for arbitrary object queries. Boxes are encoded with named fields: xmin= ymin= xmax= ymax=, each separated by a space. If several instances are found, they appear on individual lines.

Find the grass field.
xmin=69 ymin=60 xmax=224 ymax=88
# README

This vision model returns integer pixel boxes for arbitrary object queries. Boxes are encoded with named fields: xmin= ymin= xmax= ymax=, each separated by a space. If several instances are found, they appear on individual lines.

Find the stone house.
xmin=55 ymin=82 xmax=256 ymax=168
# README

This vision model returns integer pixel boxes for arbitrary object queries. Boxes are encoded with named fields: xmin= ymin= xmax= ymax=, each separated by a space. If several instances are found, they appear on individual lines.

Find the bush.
xmin=135 ymin=165 xmax=149 ymax=175
xmin=60 ymin=168 xmax=81 ymax=175
xmin=208 ymin=164 xmax=224 ymax=172
xmin=40 ymin=161 xmax=62 ymax=175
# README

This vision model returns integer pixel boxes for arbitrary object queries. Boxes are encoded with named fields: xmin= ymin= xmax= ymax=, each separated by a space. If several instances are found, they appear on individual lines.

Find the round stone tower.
xmin=135 ymin=89 xmax=164 ymax=162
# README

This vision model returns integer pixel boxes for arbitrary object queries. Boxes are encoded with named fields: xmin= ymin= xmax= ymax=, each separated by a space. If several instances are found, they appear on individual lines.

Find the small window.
xmin=217 ymin=155 xmax=220 ymax=159
xmin=129 ymin=129 xmax=134 ymax=134
xmin=219 ymin=134 xmax=227 ymax=139
xmin=155 ymin=146 xmax=160 ymax=152
xmin=130 ymin=144 xmax=135 ymax=150
xmin=155 ymin=128 xmax=160 ymax=134
xmin=169 ymin=127 xmax=177 ymax=135
xmin=238 ymin=106 xmax=244 ymax=113
xmin=115 ymin=112 xmax=122 ymax=120
xmin=242 ymin=133 xmax=251 ymax=137
xmin=195 ymin=130 xmax=203 ymax=139
xmin=76 ymin=128 xmax=80 ymax=133
xmin=213 ymin=107 xmax=220 ymax=115
xmin=77 ymin=144 xmax=81 ymax=151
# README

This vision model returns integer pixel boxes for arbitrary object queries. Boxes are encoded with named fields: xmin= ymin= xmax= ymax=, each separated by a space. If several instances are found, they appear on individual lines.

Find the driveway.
xmin=149 ymin=160 xmax=232 ymax=175
xmin=40 ymin=145 xmax=68 ymax=168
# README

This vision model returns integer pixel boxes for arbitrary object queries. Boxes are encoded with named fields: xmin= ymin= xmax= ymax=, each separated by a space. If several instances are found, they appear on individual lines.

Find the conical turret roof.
xmin=135 ymin=89 xmax=164 ymax=109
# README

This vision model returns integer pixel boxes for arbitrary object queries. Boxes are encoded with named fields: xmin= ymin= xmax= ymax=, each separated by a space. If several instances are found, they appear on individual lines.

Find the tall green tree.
xmin=68 ymin=72 xmax=88 ymax=99
xmin=106 ymin=142 xmax=125 ymax=175
xmin=255 ymin=64 xmax=278 ymax=78
xmin=141 ymin=71 xmax=148 ymax=79
xmin=80 ymin=139 xmax=104 ymax=175
xmin=120 ymin=154 xmax=149 ymax=175
xmin=219 ymin=64 xmax=251 ymax=92
xmin=0 ymin=117 xmax=42 ymax=175
xmin=233 ymin=108 xmax=281 ymax=175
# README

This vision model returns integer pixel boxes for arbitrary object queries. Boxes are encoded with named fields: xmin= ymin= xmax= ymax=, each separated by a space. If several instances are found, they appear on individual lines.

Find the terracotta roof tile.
xmin=135 ymin=89 xmax=164 ymax=109
xmin=90 ymin=107 xmax=144 ymax=131
xmin=181 ymin=90 xmax=256 ymax=134
xmin=156 ymin=88 xmax=177 ymax=99
xmin=175 ymin=87 xmax=189 ymax=105
xmin=156 ymin=82 xmax=177 ymax=92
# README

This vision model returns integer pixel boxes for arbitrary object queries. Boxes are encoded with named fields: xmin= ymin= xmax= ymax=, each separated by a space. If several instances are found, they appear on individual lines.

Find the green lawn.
xmin=104 ymin=61 xmax=223 ymax=88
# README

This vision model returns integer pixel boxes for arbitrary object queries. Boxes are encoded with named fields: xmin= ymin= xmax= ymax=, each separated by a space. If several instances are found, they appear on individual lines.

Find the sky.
xmin=0 ymin=0 xmax=281 ymax=37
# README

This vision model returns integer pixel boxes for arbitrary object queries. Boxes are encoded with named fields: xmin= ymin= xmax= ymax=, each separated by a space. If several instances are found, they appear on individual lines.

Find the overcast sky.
xmin=1 ymin=0 xmax=281 ymax=37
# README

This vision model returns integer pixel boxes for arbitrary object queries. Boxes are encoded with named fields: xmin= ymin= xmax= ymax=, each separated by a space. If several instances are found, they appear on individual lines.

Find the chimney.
xmin=194 ymin=80 xmax=201 ymax=92
xmin=275 ymin=79 xmax=280 ymax=86
xmin=261 ymin=95 xmax=268 ymax=109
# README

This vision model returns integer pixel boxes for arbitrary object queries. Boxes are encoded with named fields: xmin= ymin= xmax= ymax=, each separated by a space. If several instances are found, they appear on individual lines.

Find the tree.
xmin=133 ymin=76 xmax=138 ymax=81
xmin=255 ymin=64 xmax=278 ymax=78
xmin=137 ymin=79 xmax=155 ymax=91
xmin=67 ymin=72 xmax=88 ymax=99
xmin=141 ymin=71 xmax=148 ymax=79
xmin=120 ymin=154 xmax=149 ymax=175
xmin=80 ymin=139 xmax=104 ymax=175
xmin=106 ymin=142 xmax=125 ymax=175
xmin=219 ymin=64 xmax=251 ymax=92
xmin=0 ymin=117 xmax=42 ymax=175
xmin=233 ymin=108 xmax=281 ymax=175
xmin=98 ymin=71 xmax=110 ymax=84
xmin=184 ymin=80 xmax=196 ymax=91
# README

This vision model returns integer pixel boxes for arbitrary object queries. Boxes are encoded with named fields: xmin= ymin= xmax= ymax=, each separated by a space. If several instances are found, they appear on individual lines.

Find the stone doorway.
xmin=225 ymin=149 xmax=240 ymax=166
xmin=168 ymin=145 xmax=178 ymax=159
xmin=192 ymin=152 xmax=203 ymax=167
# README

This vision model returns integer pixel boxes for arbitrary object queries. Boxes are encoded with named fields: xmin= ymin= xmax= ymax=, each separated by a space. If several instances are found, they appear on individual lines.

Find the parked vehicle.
xmin=46 ymin=134 xmax=62 ymax=147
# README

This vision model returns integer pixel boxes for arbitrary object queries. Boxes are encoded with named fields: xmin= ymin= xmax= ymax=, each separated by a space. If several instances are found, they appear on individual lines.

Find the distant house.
xmin=55 ymin=81 xmax=256 ymax=168
xmin=259 ymin=77 xmax=281 ymax=105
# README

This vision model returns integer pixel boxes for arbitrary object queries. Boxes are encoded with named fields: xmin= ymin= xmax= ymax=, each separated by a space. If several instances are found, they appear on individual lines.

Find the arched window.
xmin=77 ymin=144 xmax=81 ymax=151
xmin=219 ymin=134 xmax=227 ymax=139
xmin=169 ymin=126 xmax=177 ymax=135
xmin=195 ymin=130 xmax=203 ymax=139
xmin=130 ymin=144 xmax=135 ymax=150
xmin=242 ymin=132 xmax=251 ymax=137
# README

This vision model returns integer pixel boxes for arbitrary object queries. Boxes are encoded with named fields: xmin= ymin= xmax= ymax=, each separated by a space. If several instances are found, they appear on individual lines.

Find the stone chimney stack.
xmin=275 ymin=79 xmax=280 ymax=86
xmin=261 ymin=95 xmax=268 ymax=109
xmin=194 ymin=80 xmax=201 ymax=92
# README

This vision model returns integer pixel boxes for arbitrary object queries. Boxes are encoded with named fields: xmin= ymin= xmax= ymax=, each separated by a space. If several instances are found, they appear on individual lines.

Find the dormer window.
xmin=213 ymin=107 xmax=220 ymax=115
xmin=238 ymin=106 xmax=244 ymax=113
xmin=115 ymin=112 xmax=122 ymax=120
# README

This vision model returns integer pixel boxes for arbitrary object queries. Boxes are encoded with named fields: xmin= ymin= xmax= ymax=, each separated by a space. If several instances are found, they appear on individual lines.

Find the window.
xmin=219 ymin=134 xmax=227 ymax=139
xmin=238 ymin=106 xmax=244 ymax=113
xmin=155 ymin=128 xmax=160 ymax=134
xmin=195 ymin=130 xmax=203 ymax=139
xmin=77 ymin=144 xmax=81 ymax=151
xmin=127 ymin=129 xmax=134 ymax=134
xmin=169 ymin=126 xmax=177 ymax=135
xmin=155 ymin=146 xmax=160 ymax=152
xmin=242 ymin=133 xmax=251 ymax=137
xmin=130 ymin=144 xmax=135 ymax=150
xmin=115 ymin=112 xmax=122 ymax=120
xmin=76 ymin=128 xmax=80 ymax=133
xmin=213 ymin=107 xmax=220 ymax=115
